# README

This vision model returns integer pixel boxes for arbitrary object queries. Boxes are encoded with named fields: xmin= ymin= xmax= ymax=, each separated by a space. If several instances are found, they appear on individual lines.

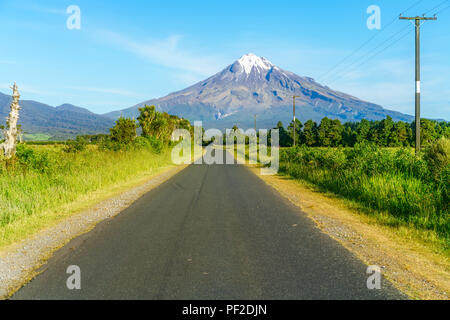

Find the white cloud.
xmin=95 ymin=30 xmax=226 ymax=78
xmin=0 ymin=83 xmax=54 ymax=96
xmin=65 ymin=86 xmax=143 ymax=98
xmin=17 ymin=3 xmax=66 ymax=15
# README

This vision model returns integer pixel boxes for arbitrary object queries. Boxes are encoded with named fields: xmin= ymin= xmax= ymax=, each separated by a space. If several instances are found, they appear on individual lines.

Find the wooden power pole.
xmin=399 ymin=15 xmax=437 ymax=155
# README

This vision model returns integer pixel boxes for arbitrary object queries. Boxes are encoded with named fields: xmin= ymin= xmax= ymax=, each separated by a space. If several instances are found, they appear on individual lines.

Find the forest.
xmin=275 ymin=116 xmax=449 ymax=147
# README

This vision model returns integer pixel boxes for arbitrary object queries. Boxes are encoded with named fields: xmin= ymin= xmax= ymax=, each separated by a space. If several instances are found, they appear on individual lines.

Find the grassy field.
xmin=0 ymin=143 xmax=174 ymax=248
xmin=23 ymin=133 xmax=52 ymax=141
xmin=277 ymin=141 xmax=449 ymax=252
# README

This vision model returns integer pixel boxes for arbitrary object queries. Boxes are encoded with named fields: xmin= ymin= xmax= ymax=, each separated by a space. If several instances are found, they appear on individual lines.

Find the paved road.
xmin=12 ymin=157 xmax=403 ymax=299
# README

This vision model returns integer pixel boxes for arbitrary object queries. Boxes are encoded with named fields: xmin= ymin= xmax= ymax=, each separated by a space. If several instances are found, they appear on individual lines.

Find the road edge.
xmin=244 ymin=164 xmax=449 ymax=300
xmin=0 ymin=163 xmax=190 ymax=299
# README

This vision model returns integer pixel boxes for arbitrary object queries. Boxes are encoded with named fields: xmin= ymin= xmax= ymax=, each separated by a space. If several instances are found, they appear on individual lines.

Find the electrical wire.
xmin=317 ymin=0 xmax=424 ymax=83
xmin=327 ymin=28 xmax=413 ymax=86
xmin=322 ymin=0 xmax=445 ymax=86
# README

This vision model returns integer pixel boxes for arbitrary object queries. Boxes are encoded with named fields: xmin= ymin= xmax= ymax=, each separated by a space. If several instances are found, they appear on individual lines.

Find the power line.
xmin=323 ymin=0 xmax=444 ymax=85
xmin=330 ymin=30 xmax=411 ymax=83
xmin=424 ymin=0 xmax=449 ymax=15
xmin=317 ymin=0 xmax=424 ymax=82
xmin=326 ymin=27 xmax=413 ymax=86
xmin=435 ymin=2 xmax=450 ymax=14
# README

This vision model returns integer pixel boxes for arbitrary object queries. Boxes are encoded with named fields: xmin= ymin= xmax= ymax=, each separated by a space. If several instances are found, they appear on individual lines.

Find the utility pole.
xmin=293 ymin=96 xmax=300 ymax=147
xmin=254 ymin=114 xmax=257 ymax=136
xmin=400 ymin=15 xmax=437 ymax=155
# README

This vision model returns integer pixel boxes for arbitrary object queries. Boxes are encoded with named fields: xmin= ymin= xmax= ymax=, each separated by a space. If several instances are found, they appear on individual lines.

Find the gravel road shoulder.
xmin=0 ymin=164 xmax=188 ymax=299
xmin=247 ymin=165 xmax=449 ymax=300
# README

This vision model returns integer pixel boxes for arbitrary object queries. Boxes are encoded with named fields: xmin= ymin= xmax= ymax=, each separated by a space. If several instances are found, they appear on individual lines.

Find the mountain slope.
xmin=0 ymin=92 xmax=113 ymax=140
xmin=105 ymin=53 xmax=413 ymax=128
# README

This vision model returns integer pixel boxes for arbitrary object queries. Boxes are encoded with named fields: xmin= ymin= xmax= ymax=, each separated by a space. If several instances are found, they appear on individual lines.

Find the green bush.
xmin=133 ymin=136 xmax=151 ymax=149
xmin=63 ymin=137 xmax=87 ymax=153
xmin=423 ymin=138 xmax=449 ymax=212
xmin=15 ymin=145 xmax=53 ymax=173
xmin=424 ymin=137 xmax=450 ymax=181
xmin=279 ymin=143 xmax=449 ymax=241
xmin=110 ymin=117 xmax=138 ymax=145
xmin=146 ymin=136 xmax=164 ymax=153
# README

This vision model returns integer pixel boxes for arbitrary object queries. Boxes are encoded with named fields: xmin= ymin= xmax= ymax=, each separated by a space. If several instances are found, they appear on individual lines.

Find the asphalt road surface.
xmin=12 ymin=155 xmax=403 ymax=300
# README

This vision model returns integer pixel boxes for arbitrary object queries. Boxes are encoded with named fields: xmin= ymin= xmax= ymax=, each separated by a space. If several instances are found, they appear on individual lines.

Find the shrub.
xmin=133 ymin=136 xmax=151 ymax=149
xmin=279 ymin=143 xmax=449 ymax=240
xmin=424 ymin=137 xmax=450 ymax=181
xmin=15 ymin=145 xmax=52 ymax=173
xmin=63 ymin=137 xmax=87 ymax=153
xmin=98 ymin=139 xmax=123 ymax=152
xmin=146 ymin=136 xmax=164 ymax=153
xmin=110 ymin=117 xmax=138 ymax=145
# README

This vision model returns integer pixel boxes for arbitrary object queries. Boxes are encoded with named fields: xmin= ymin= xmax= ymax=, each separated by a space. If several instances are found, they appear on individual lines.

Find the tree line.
xmin=275 ymin=116 xmax=450 ymax=148
xmin=65 ymin=105 xmax=193 ymax=153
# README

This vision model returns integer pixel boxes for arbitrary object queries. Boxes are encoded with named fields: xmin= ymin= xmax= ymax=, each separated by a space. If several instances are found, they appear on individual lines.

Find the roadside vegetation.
xmin=0 ymin=106 xmax=192 ymax=247
xmin=270 ymin=117 xmax=449 ymax=251
xmin=276 ymin=116 xmax=449 ymax=148
xmin=279 ymin=140 xmax=449 ymax=243
xmin=231 ymin=116 xmax=449 ymax=251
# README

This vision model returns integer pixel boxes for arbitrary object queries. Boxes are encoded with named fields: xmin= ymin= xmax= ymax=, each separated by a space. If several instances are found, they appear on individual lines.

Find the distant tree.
xmin=274 ymin=121 xmax=292 ymax=147
xmin=63 ymin=136 xmax=87 ymax=153
xmin=318 ymin=117 xmax=333 ymax=147
xmin=329 ymin=119 xmax=344 ymax=146
xmin=80 ymin=133 xmax=109 ymax=144
xmin=137 ymin=105 xmax=156 ymax=137
xmin=420 ymin=119 xmax=437 ymax=147
xmin=342 ymin=124 xmax=357 ymax=147
xmin=152 ymin=112 xmax=171 ymax=141
xmin=356 ymin=119 xmax=371 ymax=143
xmin=273 ymin=116 xmax=446 ymax=148
xmin=110 ymin=117 xmax=138 ymax=145
xmin=436 ymin=121 xmax=450 ymax=139
xmin=178 ymin=118 xmax=191 ymax=131
xmin=390 ymin=121 xmax=411 ymax=147
xmin=287 ymin=119 xmax=303 ymax=144
xmin=303 ymin=120 xmax=318 ymax=146
xmin=375 ymin=116 xmax=394 ymax=146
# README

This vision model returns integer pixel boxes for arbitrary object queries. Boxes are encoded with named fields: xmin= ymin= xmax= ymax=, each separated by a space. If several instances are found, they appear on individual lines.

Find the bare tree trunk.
xmin=1 ymin=83 xmax=21 ymax=159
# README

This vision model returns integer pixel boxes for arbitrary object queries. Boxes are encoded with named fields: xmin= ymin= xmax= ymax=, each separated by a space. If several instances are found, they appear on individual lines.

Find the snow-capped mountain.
xmin=105 ymin=53 xmax=413 ymax=128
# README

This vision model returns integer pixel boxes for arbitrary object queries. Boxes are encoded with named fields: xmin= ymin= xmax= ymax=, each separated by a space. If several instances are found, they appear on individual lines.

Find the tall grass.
xmin=0 ymin=144 xmax=173 ymax=228
xmin=279 ymin=139 xmax=449 ymax=244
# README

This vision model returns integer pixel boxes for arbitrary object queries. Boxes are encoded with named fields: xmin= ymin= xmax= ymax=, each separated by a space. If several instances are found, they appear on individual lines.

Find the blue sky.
xmin=0 ymin=0 xmax=449 ymax=119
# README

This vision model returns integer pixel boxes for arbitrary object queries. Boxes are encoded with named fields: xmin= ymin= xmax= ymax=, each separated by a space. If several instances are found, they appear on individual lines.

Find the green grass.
xmin=23 ymin=133 xmax=52 ymax=141
xmin=0 ymin=144 xmax=174 ymax=247
xmin=278 ymin=142 xmax=449 ymax=249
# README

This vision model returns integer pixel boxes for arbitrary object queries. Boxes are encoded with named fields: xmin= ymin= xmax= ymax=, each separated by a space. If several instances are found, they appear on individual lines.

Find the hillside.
xmin=0 ymin=92 xmax=113 ymax=140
